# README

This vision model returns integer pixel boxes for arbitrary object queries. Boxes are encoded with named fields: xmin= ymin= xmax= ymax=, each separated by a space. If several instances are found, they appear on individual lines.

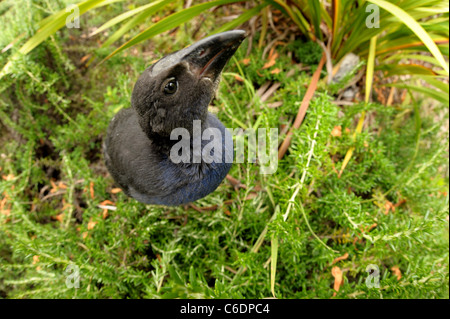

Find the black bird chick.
xmin=104 ymin=30 xmax=246 ymax=206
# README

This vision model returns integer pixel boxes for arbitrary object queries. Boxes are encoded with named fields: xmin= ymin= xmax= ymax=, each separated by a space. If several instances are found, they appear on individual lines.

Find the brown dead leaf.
xmin=89 ymin=181 xmax=95 ymax=199
xmin=2 ymin=174 xmax=15 ymax=181
xmin=270 ymin=68 xmax=281 ymax=74
xmin=226 ymin=175 xmax=247 ymax=190
xmin=1 ymin=197 xmax=8 ymax=210
xmin=391 ymin=266 xmax=402 ymax=280
xmin=438 ymin=191 xmax=448 ymax=197
xmin=241 ymin=58 xmax=251 ymax=65
xmin=331 ymin=126 xmax=342 ymax=137
xmin=331 ymin=266 xmax=343 ymax=296
xmin=1 ymin=209 xmax=10 ymax=216
xmin=262 ymin=59 xmax=276 ymax=70
xmin=245 ymin=192 xmax=258 ymax=200
xmin=58 ymin=182 xmax=67 ymax=189
xmin=82 ymin=232 xmax=88 ymax=239
xmin=332 ymin=252 xmax=349 ymax=265
xmin=268 ymin=49 xmax=279 ymax=61
xmin=234 ymin=74 xmax=244 ymax=82
xmin=110 ymin=188 xmax=122 ymax=194
xmin=394 ymin=198 xmax=406 ymax=208
xmin=102 ymin=208 xmax=108 ymax=219
xmin=50 ymin=180 xmax=58 ymax=193
xmin=61 ymin=202 xmax=72 ymax=212
xmin=32 ymin=255 xmax=40 ymax=264
xmin=100 ymin=200 xmax=115 ymax=206
xmin=80 ymin=54 xmax=92 ymax=64
xmin=262 ymin=50 xmax=278 ymax=70
xmin=87 ymin=219 xmax=97 ymax=230
xmin=52 ymin=213 xmax=64 ymax=223
xmin=384 ymin=201 xmax=395 ymax=215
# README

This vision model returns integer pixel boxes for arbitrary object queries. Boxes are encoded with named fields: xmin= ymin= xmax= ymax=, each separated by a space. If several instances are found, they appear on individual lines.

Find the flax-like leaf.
xmin=368 ymin=0 xmax=449 ymax=75
xmin=386 ymin=83 xmax=449 ymax=104
xmin=0 ymin=0 xmax=118 ymax=78
xmin=101 ymin=0 xmax=243 ymax=63
xmin=270 ymin=234 xmax=278 ymax=298
xmin=100 ymin=0 xmax=175 ymax=48
xmin=307 ymin=0 xmax=322 ymax=41
xmin=211 ymin=3 xmax=268 ymax=35
xmin=211 ymin=3 xmax=268 ymax=34
xmin=339 ymin=36 xmax=377 ymax=178
xmin=377 ymin=63 xmax=437 ymax=77
xmin=90 ymin=2 xmax=167 ymax=37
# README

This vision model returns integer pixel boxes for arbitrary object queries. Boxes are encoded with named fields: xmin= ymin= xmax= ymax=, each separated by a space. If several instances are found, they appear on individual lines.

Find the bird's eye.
xmin=164 ymin=78 xmax=178 ymax=95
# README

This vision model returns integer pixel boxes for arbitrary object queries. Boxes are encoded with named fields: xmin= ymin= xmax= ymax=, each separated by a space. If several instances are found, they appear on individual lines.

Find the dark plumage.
xmin=103 ymin=30 xmax=246 ymax=206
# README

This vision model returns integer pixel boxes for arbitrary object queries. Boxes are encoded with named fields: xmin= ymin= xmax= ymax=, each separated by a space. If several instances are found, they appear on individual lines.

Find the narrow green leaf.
xmin=307 ymin=0 xmax=322 ymax=40
xmin=340 ymin=35 xmax=376 ymax=177
xmin=292 ymin=6 xmax=313 ymax=38
xmin=418 ymin=75 xmax=449 ymax=93
xmin=386 ymin=83 xmax=449 ymax=104
xmin=384 ymin=53 xmax=442 ymax=67
xmin=38 ymin=0 xmax=123 ymax=27
xmin=270 ymin=234 xmax=278 ymax=298
xmin=366 ymin=36 xmax=377 ymax=103
xmin=377 ymin=63 xmax=437 ymax=77
xmin=211 ymin=3 xmax=268 ymax=35
xmin=0 ymin=0 xmax=116 ymax=78
xmin=100 ymin=0 xmax=175 ymax=48
xmin=368 ymin=0 xmax=449 ymax=75
xmin=102 ymin=0 xmax=243 ymax=62
xmin=90 ymin=2 xmax=162 ymax=37
xmin=168 ymin=265 xmax=184 ymax=285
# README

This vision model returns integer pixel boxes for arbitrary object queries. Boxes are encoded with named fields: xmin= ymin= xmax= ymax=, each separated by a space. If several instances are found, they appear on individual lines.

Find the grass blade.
xmin=331 ymin=0 xmax=341 ymax=47
xmin=270 ymin=234 xmax=278 ymax=298
xmin=101 ymin=0 xmax=243 ymax=63
xmin=90 ymin=2 xmax=166 ymax=37
xmin=377 ymin=63 xmax=437 ymax=77
xmin=307 ymin=0 xmax=322 ymax=41
xmin=339 ymin=35 xmax=377 ymax=178
xmin=386 ymin=83 xmax=449 ymax=104
xmin=384 ymin=53 xmax=444 ymax=68
xmin=100 ymin=0 xmax=175 ymax=48
xmin=417 ymin=75 xmax=449 ymax=93
xmin=0 ymin=0 xmax=113 ymax=78
xmin=211 ymin=3 xmax=268 ymax=35
xmin=368 ymin=0 xmax=449 ymax=75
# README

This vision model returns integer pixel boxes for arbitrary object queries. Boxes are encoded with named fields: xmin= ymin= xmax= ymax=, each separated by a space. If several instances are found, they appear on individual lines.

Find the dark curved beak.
xmin=180 ymin=30 xmax=246 ymax=80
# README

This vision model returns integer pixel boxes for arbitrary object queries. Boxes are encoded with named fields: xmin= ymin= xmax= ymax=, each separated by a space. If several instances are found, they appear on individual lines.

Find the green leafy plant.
xmin=0 ymin=0 xmax=448 ymax=300
xmin=2 ymin=1 xmax=448 ymax=78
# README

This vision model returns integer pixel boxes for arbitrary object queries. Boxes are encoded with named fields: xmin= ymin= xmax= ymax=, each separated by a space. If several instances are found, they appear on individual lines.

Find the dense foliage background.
xmin=0 ymin=0 xmax=448 ymax=298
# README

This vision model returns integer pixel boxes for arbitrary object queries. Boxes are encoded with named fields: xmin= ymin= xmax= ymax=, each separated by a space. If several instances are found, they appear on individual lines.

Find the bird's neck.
xmin=147 ymin=117 xmax=211 ymax=158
